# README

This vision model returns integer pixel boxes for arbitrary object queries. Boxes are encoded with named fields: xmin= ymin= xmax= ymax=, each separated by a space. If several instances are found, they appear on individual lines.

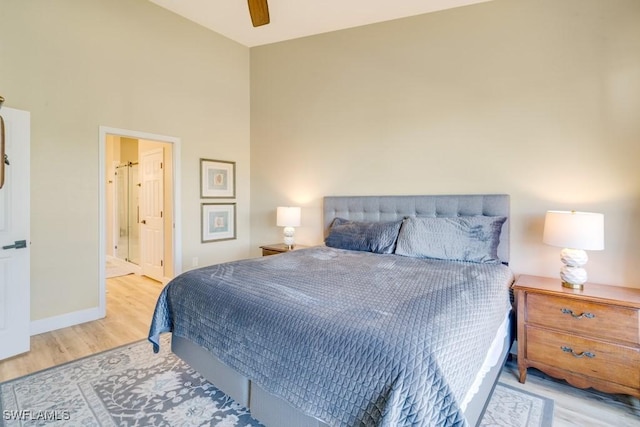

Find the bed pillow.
xmin=325 ymin=217 xmax=403 ymax=254
xmin=395 ymin=216 xmax=507 ymax=263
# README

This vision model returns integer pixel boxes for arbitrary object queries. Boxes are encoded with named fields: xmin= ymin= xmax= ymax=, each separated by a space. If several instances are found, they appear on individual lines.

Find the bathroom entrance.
xmin=105 ymin=135 xmax=174 ymax=283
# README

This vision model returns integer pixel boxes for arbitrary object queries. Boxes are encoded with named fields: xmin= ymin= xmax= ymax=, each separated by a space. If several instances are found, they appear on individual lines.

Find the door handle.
xmin=141 ymin=220 xmax=147 ymax=224
xmin=2 ymin=240 xmax=27 ymax=250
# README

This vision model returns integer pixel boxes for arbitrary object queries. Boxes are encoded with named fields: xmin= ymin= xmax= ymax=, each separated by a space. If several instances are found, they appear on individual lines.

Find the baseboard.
xmin=30 ymin=306 xmax=104 ymax=336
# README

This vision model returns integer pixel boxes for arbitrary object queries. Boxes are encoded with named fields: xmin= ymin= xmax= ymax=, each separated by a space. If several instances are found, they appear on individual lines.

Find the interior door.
xmin=0 ymin=107 xmax=31 ymax=360
xmin=140 ymin=148 xmax=164 ymax=281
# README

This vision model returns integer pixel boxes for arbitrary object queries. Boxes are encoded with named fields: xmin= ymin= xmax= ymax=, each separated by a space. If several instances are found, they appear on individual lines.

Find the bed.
xmin=149 ymin=194 xmax=514 ymax=427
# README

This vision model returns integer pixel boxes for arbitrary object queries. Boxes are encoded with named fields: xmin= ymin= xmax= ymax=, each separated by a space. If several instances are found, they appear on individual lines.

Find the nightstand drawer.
xmin=527 ymin=293 xmax=640 ymax=344
xmin=526 ymin=326 xmax=640 ymax=388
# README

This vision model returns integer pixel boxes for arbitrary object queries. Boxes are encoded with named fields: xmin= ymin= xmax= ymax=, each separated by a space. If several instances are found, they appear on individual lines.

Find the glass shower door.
xmin=115 ymin=163 xmax=140 ymax=265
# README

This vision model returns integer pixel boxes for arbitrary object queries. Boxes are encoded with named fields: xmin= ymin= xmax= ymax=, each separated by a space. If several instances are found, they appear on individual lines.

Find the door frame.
xmin=98 ymin=126 xmax=182 ymax=318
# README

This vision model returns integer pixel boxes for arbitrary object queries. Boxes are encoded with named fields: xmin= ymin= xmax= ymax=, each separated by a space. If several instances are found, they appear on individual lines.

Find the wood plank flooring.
xmin=0 ymin=273 xmax=163 ymax=382
xmin=1 ymin=273 xmax=639 ymax=426
xmin=499 ymin=358 xmax=639 ymax=426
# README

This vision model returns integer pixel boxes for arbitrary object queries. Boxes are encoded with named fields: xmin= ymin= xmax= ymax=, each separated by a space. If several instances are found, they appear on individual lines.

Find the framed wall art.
xmin=200 ymin=158 xmax=235 ymax=198
xmin=202 ymin=203 xmax=236 ymax=242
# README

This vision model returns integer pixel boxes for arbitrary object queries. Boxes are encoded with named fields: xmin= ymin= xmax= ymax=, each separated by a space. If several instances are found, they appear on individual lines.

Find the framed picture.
xmin=200 ymin=159 xmax=235 ymax=198
xmin=202 ymin=203 xmax=236 ymax=242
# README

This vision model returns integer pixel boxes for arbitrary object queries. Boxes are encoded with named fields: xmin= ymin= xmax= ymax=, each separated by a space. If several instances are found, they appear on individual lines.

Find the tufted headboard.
xmin=323 ymin=194 xmax=510 ymax=264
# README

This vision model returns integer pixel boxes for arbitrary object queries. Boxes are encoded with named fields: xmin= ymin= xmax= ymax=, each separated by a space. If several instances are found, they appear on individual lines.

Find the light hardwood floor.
xmin=1 ymin=274 xmax=638 ymax=426
xmin=0 ymin=273 xmax=164 ymax=383
xmin=499 ymin=358 xmax=639 ymax=426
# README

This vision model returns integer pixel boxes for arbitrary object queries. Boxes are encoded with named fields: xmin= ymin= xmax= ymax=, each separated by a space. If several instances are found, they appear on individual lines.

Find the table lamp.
xmin=277 ymin=206 xmax=301 ymax=249
xmin=543 ymin=210 xmax=604 ymax=289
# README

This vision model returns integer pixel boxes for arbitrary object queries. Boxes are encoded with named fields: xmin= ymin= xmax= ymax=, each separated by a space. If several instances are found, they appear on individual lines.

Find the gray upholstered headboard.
xmin=323 ymin=194 xmax=510 ymax=264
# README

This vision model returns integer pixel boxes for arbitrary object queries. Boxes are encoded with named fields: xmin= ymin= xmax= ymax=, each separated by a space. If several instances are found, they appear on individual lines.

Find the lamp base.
xmin=283 ymin=226 xmax=295 ymax=250
xmin=559 ymin=248 xmax=588 ymax=290
xmin=562 ymin=281 xmax=584 ymax=290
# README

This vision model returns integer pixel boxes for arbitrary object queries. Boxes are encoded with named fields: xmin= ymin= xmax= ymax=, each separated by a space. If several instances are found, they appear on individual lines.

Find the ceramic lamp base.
xmin=283 ymin=226 xmax=295 ymax=249
xmin=559 ymin=248 xmax=588 ymax=289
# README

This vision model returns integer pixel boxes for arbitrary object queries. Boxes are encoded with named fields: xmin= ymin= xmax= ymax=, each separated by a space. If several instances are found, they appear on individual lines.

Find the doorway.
xmin=99 ymin=127 xmax=182 ymax=319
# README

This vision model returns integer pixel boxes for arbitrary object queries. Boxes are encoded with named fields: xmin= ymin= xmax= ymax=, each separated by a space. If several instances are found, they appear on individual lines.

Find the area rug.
xmin=105 ymin=260 xmax=137 ymax=279
xmin=480 ymin=382 xmax=554 ymax=427
xmin=0 ymin=336 xmax=554 ymax=426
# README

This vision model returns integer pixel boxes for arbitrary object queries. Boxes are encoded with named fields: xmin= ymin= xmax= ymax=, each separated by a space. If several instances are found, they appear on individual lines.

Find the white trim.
xmin=98 ymin=126 xmax=182 ymax=320
xmin=30 ymin=307 xmax=102 ymax=336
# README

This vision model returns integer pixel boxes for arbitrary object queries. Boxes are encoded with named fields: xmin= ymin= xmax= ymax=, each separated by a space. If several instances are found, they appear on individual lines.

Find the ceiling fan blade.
xmin=247 ymin=0 xmax=270 ymax=27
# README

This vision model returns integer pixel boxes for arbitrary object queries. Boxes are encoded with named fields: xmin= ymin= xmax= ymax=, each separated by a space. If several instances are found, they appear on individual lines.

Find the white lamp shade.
xmin=276 ymin=207 xmax=301 ymax=227
xmin=543 ymin=210 xmax=604 ymax=250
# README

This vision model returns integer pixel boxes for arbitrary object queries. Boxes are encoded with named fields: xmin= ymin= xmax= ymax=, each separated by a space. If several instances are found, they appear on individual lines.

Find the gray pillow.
xmin=395 ymin=216 xmax=507 ymax=263
xmin=325 ymin=217 xmax=403 ymax=254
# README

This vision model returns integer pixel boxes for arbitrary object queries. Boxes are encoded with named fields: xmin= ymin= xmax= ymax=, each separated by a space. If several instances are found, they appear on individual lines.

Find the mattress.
xmin=149 ymin=246 xmax=513 ymax=426
xmin=460 ymin=309 xmax=511 ymax=411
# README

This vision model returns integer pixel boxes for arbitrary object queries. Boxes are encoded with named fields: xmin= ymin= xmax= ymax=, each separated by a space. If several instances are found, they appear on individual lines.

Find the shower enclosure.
xmin=115 ymin=162 xmax=140 ymax=265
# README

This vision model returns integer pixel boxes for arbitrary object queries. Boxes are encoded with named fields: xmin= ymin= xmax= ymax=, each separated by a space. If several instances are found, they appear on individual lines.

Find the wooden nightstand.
xmin=513 ymin=274 xmax=640 ymax=398
xmin=259 ymin=243 xmax=307 ymax=256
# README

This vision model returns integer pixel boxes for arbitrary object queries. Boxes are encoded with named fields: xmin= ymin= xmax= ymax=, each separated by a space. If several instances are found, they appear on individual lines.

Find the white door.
xmin=0 ymin=107 xmax=31 ymax=360
xmin=140 ymin=148 xmax=164 ymax=281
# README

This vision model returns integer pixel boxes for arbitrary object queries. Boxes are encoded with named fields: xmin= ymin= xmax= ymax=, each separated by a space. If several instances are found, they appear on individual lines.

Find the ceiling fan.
xmin=247 ymin=0 xmax=270 ymax=27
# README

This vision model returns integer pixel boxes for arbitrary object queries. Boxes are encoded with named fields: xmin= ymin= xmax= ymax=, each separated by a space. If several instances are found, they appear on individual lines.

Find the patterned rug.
xmin=0 ymin=336 xmax=553 ymax=426
xmin=105 ymin=260 xmax=137 ymax=279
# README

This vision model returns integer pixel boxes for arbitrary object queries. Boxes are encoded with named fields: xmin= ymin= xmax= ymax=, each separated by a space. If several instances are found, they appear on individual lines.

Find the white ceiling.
xmin=149 ymin=0 xmax=492 ymax=47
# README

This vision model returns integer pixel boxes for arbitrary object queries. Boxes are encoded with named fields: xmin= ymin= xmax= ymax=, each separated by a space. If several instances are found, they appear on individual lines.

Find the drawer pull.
xmin=561 ymin=308 xmax=595 ymax=319
xmin=561 ymin=346 xmax=596 ymax=358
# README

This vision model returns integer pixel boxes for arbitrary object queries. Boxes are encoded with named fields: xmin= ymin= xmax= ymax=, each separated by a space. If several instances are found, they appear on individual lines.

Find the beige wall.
xmin=1 ymin=0 xmax=251 ymax=322
xmin=250 ymin=0 xmax=640 ymax=287
xmin=1 ymin=0 xmax=639 ymax=328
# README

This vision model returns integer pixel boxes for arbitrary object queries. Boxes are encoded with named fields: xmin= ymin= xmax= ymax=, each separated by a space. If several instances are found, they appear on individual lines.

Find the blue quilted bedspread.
xmin=149 ymin=246 xmax=513 ymax=426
